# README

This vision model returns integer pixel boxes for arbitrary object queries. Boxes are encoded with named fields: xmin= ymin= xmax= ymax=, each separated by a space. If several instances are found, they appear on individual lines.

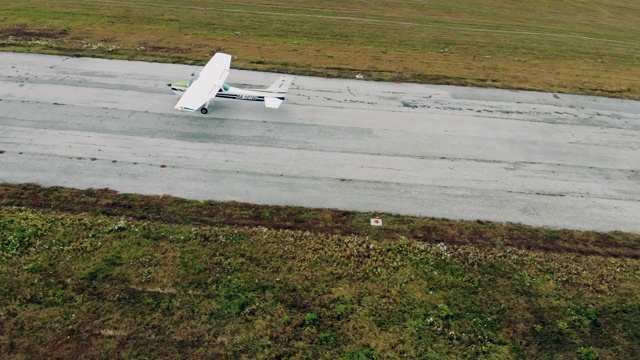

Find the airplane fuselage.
xmin=169 ymin=83 xmax=284 ymax=103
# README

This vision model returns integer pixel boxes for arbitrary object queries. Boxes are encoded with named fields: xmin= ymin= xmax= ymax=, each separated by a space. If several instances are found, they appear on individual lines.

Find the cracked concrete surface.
xmin=1 ymin=53 xmax=639 ymax=233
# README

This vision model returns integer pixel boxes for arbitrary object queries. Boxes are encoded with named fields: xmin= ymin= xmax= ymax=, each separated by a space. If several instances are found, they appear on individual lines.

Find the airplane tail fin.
xmin=266 ymin=76 xmax=293 ymax=94
xmin=263 ymin=76 xmax=292 ymax=109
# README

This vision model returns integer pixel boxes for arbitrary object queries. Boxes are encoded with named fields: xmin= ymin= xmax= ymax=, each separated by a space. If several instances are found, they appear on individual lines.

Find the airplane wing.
xmin=175 ymin=53 xmax=231 ymax=112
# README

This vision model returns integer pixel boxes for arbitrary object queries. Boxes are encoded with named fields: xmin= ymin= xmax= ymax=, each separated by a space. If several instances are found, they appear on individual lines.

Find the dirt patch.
xmin=0 ymin=24 xmax=69 ymax=40
xmin=144 ymin=45 xmax=192 ymax=54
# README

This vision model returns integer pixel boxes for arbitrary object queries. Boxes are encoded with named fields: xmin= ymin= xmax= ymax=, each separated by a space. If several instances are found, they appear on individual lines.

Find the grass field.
xmin=1 ymin=183 xmax=640 ymax=359
xmin=2 ymin=1 xmax=640 ymax=358
xmin=1 ymin=0 xmax=639 ymax=99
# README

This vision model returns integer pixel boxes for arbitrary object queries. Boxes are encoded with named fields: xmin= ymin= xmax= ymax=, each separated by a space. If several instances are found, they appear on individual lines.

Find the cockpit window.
xmin=187 ymin=76 xmax=199 ymax=87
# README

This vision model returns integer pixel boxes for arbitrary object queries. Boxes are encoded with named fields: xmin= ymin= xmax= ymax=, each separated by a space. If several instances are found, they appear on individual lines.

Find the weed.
xmin=305 ymin=313 xmax=319 ymax=327
xmin=342 ymin=347 xmax=379 ymax=360
xmin=334 ymin=304 xmax=348 ymax=314
xmin=77 ymin=265 xmax=106 ymax=281
xmin=577 ymin=347 xmax=599 ymax=360
xmin=438 ymin=304 xmax=453 ymax=319
xmin=23 ymin=262 xmax=39 ymax=273
xmin=319 ymin=331 xmax=335 ymax=345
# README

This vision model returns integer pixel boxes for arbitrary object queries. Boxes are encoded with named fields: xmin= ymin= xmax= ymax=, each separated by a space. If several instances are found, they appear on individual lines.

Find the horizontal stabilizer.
xmin=265 ymin=97 xmax=283 ymax=109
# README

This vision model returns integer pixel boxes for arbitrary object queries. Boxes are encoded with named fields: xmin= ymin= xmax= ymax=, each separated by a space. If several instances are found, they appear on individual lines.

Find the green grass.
xmin=1 ymin=183 xmax=640 ymax=358
xmin=1 ymin=0 xmax=639 ymax=99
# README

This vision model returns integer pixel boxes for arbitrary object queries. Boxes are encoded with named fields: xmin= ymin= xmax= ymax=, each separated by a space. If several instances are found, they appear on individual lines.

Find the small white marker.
xmin=370 ymin=217 xmax=382 ymax=226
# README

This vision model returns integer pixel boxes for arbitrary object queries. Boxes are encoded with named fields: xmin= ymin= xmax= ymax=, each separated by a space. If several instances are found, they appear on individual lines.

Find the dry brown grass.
xmin=1 ymin=0 xmax=639 ymax=98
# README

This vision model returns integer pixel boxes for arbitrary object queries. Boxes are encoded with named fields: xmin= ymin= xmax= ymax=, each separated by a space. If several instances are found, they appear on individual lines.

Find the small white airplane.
xmin=168 ymin=53 xmax=293 ymax=114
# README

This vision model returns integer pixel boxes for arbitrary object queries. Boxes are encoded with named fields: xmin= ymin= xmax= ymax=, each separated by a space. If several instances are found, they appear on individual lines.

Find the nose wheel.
xmin=200 ymin=107 xmax=208 ymax=114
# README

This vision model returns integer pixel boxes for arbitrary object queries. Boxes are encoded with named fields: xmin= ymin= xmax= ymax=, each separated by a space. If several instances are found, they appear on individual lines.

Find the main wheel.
xmin=200 ymin=107 xmax=208 ymax=114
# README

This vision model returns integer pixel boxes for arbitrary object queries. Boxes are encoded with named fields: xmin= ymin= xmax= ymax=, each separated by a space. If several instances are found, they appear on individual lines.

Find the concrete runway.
xmin=1 ymin=53 xmax=639 ymax=233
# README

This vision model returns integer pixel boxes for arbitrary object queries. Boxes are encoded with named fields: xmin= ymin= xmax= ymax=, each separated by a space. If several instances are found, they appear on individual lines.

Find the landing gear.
xmin=200 ymin=101 xmax=211 ymax=114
